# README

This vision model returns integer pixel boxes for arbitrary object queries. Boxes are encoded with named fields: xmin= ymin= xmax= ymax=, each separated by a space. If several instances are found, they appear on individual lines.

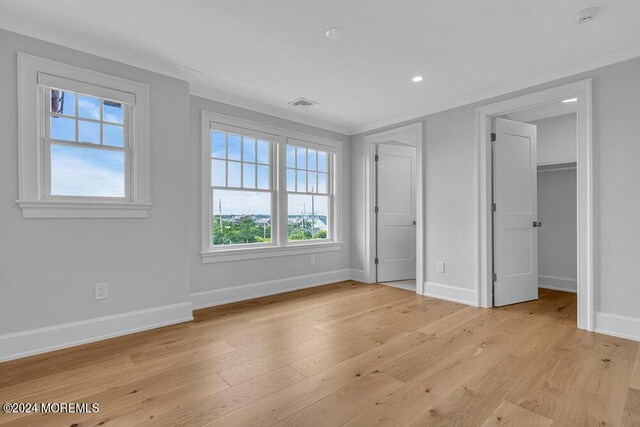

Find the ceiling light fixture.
xmin=325 ymin=28 xmax=342 ymax=39
xmin=562 ymin=97 xmax=578 ymax=103
xmin=412 ymin=76 xmax=423 ymax=82
xmin=574 ymin=6 xmax=600 ymax=24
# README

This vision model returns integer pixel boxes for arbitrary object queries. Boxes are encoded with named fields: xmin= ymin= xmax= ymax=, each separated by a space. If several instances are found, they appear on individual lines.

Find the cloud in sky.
xmin=51 ymin=144 xmax=125 ymax=197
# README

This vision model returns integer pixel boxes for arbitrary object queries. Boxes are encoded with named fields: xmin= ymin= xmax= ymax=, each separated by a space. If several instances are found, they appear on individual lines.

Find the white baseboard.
xmin=423 ymin=282 xmax=478 ymax=306
xmin=594 ymin=311 xmax=640 ymax=342
xmin=191 ymin=269 xmax=354 ymax=310
xmin=0 ymin=302 xmax=193 ymax=363
xmin=539 ymin=275 xmax=577 ymax=293
xmin=349 ymin=269 xmax=365 ymax=282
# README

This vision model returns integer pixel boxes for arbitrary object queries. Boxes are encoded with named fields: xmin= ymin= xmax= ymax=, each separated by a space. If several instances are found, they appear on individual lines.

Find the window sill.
xmin=16 ymin=200 xmax=152 ymax=219
xmin=200 ymin=241 xmax=343 ymax=263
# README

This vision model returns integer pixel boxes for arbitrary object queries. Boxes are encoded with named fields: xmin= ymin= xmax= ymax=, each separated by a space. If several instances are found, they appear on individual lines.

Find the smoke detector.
xmin=574 ymin=7 xmax=600 ymax=24
xmin=289 ymin=98 xmax=318 ymax=108
xmin=325 ymin=28 xmax=342 ymax=39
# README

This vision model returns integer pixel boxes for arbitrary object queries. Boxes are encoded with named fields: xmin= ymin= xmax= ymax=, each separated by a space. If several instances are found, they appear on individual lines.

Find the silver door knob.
xmin=533 ymin=221 xmax=542 ymax=227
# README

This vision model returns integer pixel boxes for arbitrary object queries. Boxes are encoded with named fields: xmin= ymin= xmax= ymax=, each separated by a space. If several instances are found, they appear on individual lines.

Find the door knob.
xmin=412 ymin=220 xmax=416 ymax=225
xmin=533 ymin=221 xmax=542 ymax=227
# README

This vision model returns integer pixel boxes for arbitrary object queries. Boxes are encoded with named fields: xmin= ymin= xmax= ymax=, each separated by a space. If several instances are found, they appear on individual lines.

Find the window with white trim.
xmin=46 ymin=89 xmax=130 ymax=198
xmin=201 ymin=112 xmax=341 ymax=262
xmin=210 ymin=129 xmax=274 ymax=246
xmin=286 ymin=144 xmax=331 ymax=241
xmin=17 ymin=53 xmax=150 ymax=218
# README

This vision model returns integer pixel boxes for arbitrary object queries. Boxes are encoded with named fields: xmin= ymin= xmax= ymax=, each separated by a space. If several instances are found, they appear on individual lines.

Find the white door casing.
xmin=376 ymin=144 xmax=417 ymax=282
xmin=493 ymin=118 xmax=539 ymax=306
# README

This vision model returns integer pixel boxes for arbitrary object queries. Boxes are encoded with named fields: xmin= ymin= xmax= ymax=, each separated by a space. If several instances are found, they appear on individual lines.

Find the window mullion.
xmin=277 ymin=139 xmax=288 ymax=247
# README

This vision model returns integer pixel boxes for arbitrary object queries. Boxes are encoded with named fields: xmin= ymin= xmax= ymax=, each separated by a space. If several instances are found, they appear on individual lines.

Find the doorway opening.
xmin=477 ymin=79 xmax=593 ymax=330
xmin=364 ymin=123 xmax=424 ymax=294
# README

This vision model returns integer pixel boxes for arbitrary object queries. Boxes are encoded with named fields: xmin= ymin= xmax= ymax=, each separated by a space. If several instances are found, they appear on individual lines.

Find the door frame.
xmin=476 ymin=79 xmax=593 ymax=330
xmin=364 ymin=122 xmax=424 ymax=295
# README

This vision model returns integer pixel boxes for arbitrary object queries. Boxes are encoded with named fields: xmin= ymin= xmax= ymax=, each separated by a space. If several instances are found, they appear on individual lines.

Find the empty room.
xmin=1 ymin=1 xmax=640 ymax=426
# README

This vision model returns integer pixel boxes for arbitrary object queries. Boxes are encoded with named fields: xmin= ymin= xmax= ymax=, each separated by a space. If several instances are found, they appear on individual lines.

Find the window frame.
xmin=285 ymin=139 xmax=334 ymax=245
xmin=210 ymin=128 xmax=277 ymax=250
xmin=200 ymin=111 xmax=343 ymax=263
xmin=16 ymin=53 xmax=151 ymax=218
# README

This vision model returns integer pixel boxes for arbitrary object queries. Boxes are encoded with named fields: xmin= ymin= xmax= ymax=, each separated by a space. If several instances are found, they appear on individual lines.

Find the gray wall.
xmin=351 ymin=56 xmax=640 ymax=319
xmin=189 ymin=96 xmax=351 ymax=295
xmin=532 ymin=114 xmax=577 ymax=165
xmin=0 ymin=29 xmax=192 ymax=334
xmin=537 ymin=169 xmax=577 ymax=291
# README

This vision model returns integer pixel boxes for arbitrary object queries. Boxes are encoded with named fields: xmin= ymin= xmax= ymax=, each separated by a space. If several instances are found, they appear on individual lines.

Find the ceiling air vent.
xmin=289 ymin=98 xmax=318 ymax=108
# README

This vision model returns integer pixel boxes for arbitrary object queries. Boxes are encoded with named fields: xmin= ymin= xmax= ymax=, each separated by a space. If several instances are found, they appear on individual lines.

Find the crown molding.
xmin=0 ymin=14 xmax=203 ymax=83
xmin=350 ymin=42 xmax=640 ymax=135
xmin=190 ymin=83 xmax=351 ymax=136
xmin=3 ymin=12 xmax=640 ymax=137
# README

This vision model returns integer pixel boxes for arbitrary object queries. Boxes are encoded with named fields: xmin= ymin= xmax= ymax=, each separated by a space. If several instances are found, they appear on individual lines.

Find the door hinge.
xmin=492 ymin=273 xmax=497 ymax=282
xmin=492 ymin=203 xmax=497 ymax=212
xmin=374 ymin=154 xmax=379 ymax=161
xmin=491 ymin=133 xmax=496 ymax=142
xmin=374 ymin=258 xmax=379 ymax=265
xmin=374 ymin=206 xmax=378 ymax=213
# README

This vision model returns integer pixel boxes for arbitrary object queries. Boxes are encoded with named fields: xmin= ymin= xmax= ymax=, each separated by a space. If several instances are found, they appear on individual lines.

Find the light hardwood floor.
xmin=1 ymin=282 xmax=639 ymax=426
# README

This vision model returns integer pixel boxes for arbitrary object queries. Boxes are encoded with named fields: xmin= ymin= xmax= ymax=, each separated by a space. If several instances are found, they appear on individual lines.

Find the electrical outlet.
xmin=437 ymin=261 xmax=445 ymax=273
xmin=309 ymin=254 xmax=316 ymax=264
xmin=95 ymin=283 xmax=108 ymax=300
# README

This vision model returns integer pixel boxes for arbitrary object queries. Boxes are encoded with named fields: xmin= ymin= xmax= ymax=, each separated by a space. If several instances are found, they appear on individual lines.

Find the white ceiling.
xmin=2 ymin=0 xmax=640 ymax=134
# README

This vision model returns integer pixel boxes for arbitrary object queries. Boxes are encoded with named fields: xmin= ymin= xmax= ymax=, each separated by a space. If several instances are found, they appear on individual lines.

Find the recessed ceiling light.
xmin=412 ymin=76 xmax=423 ymax=82
xmin=574 ymin=7 xmax=599 ymax=24
xmin=325 ymin=28 xmax=342 ymax=39
xmin=562 ymin=97 xmax=578 ymax=103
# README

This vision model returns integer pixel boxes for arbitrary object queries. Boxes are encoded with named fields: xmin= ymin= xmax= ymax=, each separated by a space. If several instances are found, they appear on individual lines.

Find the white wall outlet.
xmin=309 ymin=254 xmax=316 ymax=264
xmin=95 ymin=283 xmax=108 ymax=300
xmin=437 ymin=261 xmax=445 ymax=273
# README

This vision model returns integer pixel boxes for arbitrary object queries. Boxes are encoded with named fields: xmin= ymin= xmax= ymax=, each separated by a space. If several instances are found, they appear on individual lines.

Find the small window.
xmin=210 ymin=130 xmax=273 ymax=246
xmin=47 ymin=89 xmax=129 ymax=198
xmin=17 ymin=53 xmax=150 ymax=218
xmin=286 ymin=144 xmax=331 ymax=241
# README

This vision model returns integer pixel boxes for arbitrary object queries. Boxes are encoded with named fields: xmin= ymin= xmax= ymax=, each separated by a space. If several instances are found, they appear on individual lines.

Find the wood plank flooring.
xmin=0 ymin=282 xmax=638 ymax=426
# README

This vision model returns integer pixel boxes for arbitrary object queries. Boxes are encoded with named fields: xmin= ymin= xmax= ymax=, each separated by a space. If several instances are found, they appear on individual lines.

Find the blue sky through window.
xmin=49 ymin=90 xmax=127 ymax=198
xmin=51 ymin=144 xmax=125 ymax=197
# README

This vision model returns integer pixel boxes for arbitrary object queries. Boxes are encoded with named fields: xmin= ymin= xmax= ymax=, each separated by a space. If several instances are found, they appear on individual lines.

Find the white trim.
xmin=17 ymin=53 xmax=151 ymax=219
xmin=200 ymin=110 xmax=344 ymax=261
xmin=363 ymin=123 xmax=424 ymax=296
xmin=201 ymin=241 xmax=343 ymax=263
xmin=16 ymin=200 xmax=151 ymax=219
xmin=349 ymin=269 xmax=365 ymax=282
xmin=4 ymin=14 xmax=640 ymax=136
xmin=423 ymin=282 xmax=478 ymax=306
xmin=0 ymin=302 xmax=193 ymax=363
xmin=191 ymin=269 xmax=353 ymax=310
xmin=594 ymin=312 xmax=640 ymax=342
xmin=538 ymin=275 xmax=577 ymax=293
xmin=476 ymin=79 xmax=593 ymax=331
xmin=350 ymin=42 xmax=640 ymax=135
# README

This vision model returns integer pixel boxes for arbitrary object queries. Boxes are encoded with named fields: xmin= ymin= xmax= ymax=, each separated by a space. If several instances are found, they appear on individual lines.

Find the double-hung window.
xmin=17 ymin=53 xmax=150 ymax=218
xmin=210 ymin=129 xmax=274 ymax=246
xmin=45 ymin=88 xmax=129 ymax=199
xmin=286 ymin=143 xmax=331 ymax=241
xmin=201 ymin=112 xmax=342 ymax=262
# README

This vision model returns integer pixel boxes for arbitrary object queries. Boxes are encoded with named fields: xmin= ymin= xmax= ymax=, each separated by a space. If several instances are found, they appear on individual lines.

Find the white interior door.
xmin=376 ymin=144 xmax=416 ymax=282
xmin=493 ymin=118 xmax=539 ymax=306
